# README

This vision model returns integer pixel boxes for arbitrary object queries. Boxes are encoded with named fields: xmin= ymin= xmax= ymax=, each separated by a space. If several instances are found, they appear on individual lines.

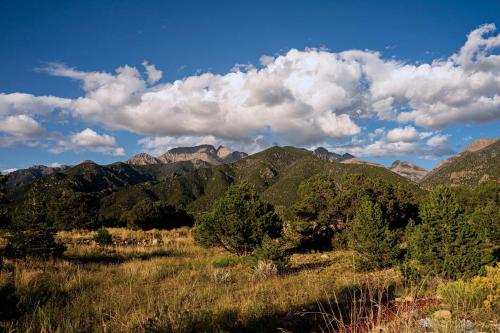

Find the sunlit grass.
xmin=1 ymin=228 xmax=497 ymax=332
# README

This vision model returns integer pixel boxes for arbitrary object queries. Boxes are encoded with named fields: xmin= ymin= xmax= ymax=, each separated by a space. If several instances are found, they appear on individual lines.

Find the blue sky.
xmin=0 ymin=0 xmax=499 ymax=171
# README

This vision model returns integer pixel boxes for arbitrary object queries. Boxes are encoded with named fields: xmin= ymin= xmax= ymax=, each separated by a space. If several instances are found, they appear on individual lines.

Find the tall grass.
xmin=1 ymin=229 xmax=497 ymax=332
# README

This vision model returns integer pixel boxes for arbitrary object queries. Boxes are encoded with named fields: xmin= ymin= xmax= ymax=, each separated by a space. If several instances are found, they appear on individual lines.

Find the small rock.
xmin=320 ymin=254 xmax=329 ymax=259
xmin=404 ymin=296 xmax=414 ymax=302
xmin=433 ymin=310 xmax=452 ymax=321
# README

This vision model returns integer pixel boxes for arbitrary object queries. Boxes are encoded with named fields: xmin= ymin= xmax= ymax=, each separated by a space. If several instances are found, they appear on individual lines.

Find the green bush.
xmin=348 ymin=197 xmax=400 ymax=271
xmin=254 ymin=236 xmax=290 ymax=272
xmin=211 ymin=256 xmax=242 ymax=268
xmin=193 ymin=183 xmax=282 ymax=256
xmin=408 ymin=186 xmax=492 ymax=279
xmin=93 ymin=227 xmax=112 ymax=245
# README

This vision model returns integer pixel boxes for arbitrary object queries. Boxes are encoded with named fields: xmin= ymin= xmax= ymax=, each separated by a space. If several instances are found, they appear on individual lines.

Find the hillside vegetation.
xmin=421 ymin=139 xmax=500 ymax=188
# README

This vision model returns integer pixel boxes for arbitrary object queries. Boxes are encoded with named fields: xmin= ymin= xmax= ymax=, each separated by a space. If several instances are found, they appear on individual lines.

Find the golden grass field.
xmin=0 ymin=228 xmax=498 ymax=333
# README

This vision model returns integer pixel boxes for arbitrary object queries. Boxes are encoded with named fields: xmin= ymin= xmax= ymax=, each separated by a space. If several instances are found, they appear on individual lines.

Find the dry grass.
xmin=1 ymin=229 xmax=497 ymax=332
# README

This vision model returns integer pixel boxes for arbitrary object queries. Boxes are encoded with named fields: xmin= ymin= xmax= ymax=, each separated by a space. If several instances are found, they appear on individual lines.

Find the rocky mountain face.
xmin=0 ymin=164 xmax=69 ymax=190
xmin=313 ymin=147 xmax=354 ymax=162
xmin=389 ymin=160 xmax=428 ymax=182
xmin=421 ymin=138 xmax=500 ymax=188
xmin=313 ymin=147 xmax=381 ymax=167
xmin=126 ymin=145 xmax=248 ymax=166
xmin=125 ymin=153 xmax=161 ymax=165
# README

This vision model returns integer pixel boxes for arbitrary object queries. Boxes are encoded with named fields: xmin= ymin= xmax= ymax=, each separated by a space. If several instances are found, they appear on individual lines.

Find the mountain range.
xmin=1 ymin=139 xmax=498 ymax=220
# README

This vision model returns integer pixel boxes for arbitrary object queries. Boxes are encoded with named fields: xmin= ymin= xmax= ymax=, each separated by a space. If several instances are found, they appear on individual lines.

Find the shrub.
xmin=348 ymin=197 xmax=401 ymax=271
xmin=252 ymin=260 xmax=278 ymax=280
xmin=193 ymin=183 xmax=282 ymax=256
xmin=124 ymin=200 xmax=194 ymax=230
xmin=408 ymin=187 xmax=492 ymax=279
xmin=437 ymin=264 xmax=499 ymax=318
xmin=211 ymin=269 xmax=233 ymax=284
xmin=254 ymin=235 xmax=290 ymax=272
xmin=93 ymin=227 xmax=112 ymax=245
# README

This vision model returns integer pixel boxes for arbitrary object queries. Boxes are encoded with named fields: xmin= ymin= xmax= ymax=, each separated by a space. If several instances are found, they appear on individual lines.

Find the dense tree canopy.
xmin=123 ymin=199 xmax=194 ymax=230
xmin=292 ymin=173 xmax=419 ymax=249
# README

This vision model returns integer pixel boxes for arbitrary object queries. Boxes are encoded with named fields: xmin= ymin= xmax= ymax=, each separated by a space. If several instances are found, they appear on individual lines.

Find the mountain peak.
xmin=126 ymin=152 xmax=161 ymax=165
xmin=313 ymin=147 xmax=359 ymax=164
xmin=127 ymin=144 xmax=247 ymax=166
xmin=389 ymin=160 xmax=428 ymax=182
xmin=216 ymin=145 xmax=231 ymax=159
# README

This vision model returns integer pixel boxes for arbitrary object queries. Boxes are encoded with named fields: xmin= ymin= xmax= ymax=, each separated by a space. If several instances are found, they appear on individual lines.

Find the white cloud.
xmin=338 ymin=127 xmax=452 ymax=158
xmin=1 ymin=168 xmax=18 ymax=175
xmin=0 ymin=115 xmax=45 ymax=138
xmin=51 ymin=128 xmax=125 ymax=156
xmin=0 ymin=24 xmax=498 ymax=158
xmin=0 ymin=92 xmax=70 ymax=116
xmin=142 ymin=60 xmax=163 ymax=84
xmin=426 ymin=134 xmax=449 ymax=147
xmin=386 ymin=125 xmax=432 ymax=142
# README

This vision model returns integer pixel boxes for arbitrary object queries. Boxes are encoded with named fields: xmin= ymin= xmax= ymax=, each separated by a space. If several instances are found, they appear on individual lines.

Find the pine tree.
xmin=5 ymin=190 xmax=64 ymax=258
xmin=408 ymin=186 xmax=492 ymax=279
xmin=193 ymin=182 xmax=282 ymax=256
xmin=348 ymin=197 xmax=400 ymax=271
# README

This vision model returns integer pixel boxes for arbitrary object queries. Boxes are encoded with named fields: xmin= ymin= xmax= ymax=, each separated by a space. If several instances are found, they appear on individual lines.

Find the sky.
xmin=0 ymin=0 xmax=499 ymax=172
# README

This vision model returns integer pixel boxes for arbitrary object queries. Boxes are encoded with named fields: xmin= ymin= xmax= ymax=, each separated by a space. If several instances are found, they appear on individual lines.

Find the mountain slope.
xmin=420 ymin=138 xmax=500 ymax=188
xmin=0 ymin=164 xmax=69 ymax=190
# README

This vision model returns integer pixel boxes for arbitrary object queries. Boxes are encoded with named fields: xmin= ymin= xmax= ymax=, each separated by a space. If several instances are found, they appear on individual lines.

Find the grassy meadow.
xmin=1 ymin=227 xmax=498 ymax=333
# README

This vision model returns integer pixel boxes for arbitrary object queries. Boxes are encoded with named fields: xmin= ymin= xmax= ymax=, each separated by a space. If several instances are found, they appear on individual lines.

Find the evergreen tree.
xmin=292 ymin=173 xmax=420 ymax=250
xmin=348 ymin=197 xmax=400 ymax=271
xmin=471 ymin=200 xmax=500 ymax=244
xmin=5 ymin=190 xmax=64 ymax=258
xmin=408 ymin=186 xmax=492 ymax=279
xmin=193 ymin=182 xmax=282 ymax=256
xmin=123 ymin=199 xmax=194 ymax=230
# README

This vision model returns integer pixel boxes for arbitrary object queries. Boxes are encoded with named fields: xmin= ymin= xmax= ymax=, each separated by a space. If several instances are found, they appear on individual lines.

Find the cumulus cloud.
xmin=142 ymin=61 xmax=162 ymax=84
xmin=0 ymin=24 xmax=498 ymax=157
xmin=0 ymin=115 xmax=45 ymax=138
xmin=337 ymin=127 xmax=453 ymax=158
xmin=0 ymin=115 xmax=47 ymax=147
xmin=0 ymin=92 xmax=70 ymax=116
xmin=386 ymin=126 xmax=431 ymax=142
xmin=51 ymin=128 xmax=125 ymax=156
